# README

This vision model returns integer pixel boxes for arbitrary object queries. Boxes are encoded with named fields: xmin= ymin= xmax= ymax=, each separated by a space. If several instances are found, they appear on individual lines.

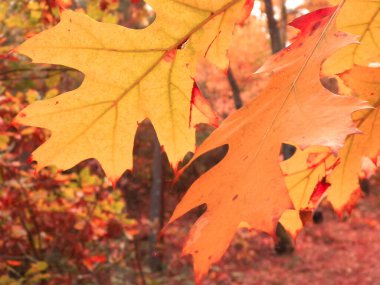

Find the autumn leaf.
xmin=167 ymin=6 xmax=368 ymax=281
xmin=323 ymin=0 xmax=380 ymax=74
xmin=279 ymin=146 xmax=338 ymax=236
xmin=281 ymin=146 xmax=336 ymax=211
xmin=327 ymin=66 xmax=380 ymax=213
xmin=6 ymin=260 xmax=22 ymax=267
xmin=14 ymin=0 xmax=252 ymax=179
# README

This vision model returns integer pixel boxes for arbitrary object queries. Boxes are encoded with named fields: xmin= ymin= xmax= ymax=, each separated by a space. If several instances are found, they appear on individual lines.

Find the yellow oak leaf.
xmin=327 ymin=66 xmax=380 ymax=213
xmin=167 ymin=6 xmax=368 ymax=282
xmin=281 ymin=146 xmax=335 ymax=210
xmin=279 ymin=146 xmax=338 ymax=236
xmin=14 ymin=0 xmax=251 ymax=179
xmin=323 ymin=0 xmax=380 ymax=73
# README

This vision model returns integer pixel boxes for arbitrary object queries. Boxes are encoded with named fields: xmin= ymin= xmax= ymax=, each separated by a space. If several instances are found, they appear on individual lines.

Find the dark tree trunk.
xmin=148 ymin=132 xmax=164 ymax=271
xmin=264 ymin=0 xmax=285 ymax=53
xmin=280 ymin=0 xmax=288 ymax=47
xmin=227 ymin=67 xmax=243 ymax=110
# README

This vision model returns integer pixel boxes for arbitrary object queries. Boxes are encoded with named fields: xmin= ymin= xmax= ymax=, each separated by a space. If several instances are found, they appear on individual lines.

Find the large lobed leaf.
xmin=15 ymin=0 xmax=252 ymax=179
xmin=168 ymin=6 xmax=368 ymax=281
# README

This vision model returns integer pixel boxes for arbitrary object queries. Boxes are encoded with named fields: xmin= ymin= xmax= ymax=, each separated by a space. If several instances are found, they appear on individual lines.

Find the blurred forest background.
xmin=2 ymin=0 xmax=380 ymax=284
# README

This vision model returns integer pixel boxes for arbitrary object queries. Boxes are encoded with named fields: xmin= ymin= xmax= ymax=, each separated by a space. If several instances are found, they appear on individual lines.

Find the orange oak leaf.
xmin=167 ymin=6 xmax=368 ymax=282
xmin=14 ymin=0 xmax=251 ymax=179
xmin=245 ymin=0 xmax=380 ymax=234
xmin=327 ymin=66 xmax=380 ymax=213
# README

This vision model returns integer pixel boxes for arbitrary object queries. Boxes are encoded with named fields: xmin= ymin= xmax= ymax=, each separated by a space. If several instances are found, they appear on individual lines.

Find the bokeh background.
xmin=1 ymin=1 xmax=380 ymax=284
